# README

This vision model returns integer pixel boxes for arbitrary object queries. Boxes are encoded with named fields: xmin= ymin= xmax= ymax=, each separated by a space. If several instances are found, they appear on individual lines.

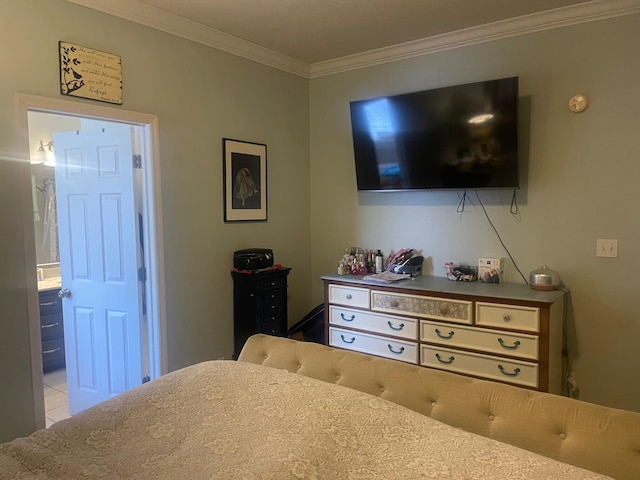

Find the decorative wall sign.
xmin=59 ymin=41 xmax=123 ymax=104
xmin=223 ymin=138 xmax=267 ymax=222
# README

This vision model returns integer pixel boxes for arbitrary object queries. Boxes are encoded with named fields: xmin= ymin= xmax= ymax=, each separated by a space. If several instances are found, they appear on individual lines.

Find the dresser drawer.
xmin=476 ymin=302 xmax=540 ymax=333
xmin=371 ymin=291 xmax=472 ymax=325
xmin=420 ymin=345 xmax=538 ymax=388
xmin=261 ymin=290 xmax=283 ymax=304
xmin=328 ymin=285 xmax=370 ymax=309
xmin=329 ymin=306 xmax=417 ymax=340
xmin=329 ymin=327 xmax=417 ymax=364
xmin=260 ymin=276 xmax=286 ymax=291
xmin=420 ymin=320 xmax=538 ymax=360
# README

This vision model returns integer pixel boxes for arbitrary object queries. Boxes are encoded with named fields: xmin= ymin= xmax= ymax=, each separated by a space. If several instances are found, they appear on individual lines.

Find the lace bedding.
xmin=0 ymin=360 xmax=611 ymax=479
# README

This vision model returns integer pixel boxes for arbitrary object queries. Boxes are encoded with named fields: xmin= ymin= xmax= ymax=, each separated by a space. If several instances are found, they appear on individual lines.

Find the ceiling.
xmin=65 ymin=0 xmax=640 ymax=77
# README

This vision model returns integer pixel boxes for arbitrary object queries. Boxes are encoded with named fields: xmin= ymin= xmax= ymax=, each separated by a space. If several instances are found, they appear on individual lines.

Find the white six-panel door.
xmin=54 ymin=127 xmax=144 ymax=415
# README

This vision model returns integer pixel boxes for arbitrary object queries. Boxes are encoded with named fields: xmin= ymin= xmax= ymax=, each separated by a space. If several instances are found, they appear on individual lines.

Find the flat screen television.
xmin=349 ymin=76 xmax=519 ymax=191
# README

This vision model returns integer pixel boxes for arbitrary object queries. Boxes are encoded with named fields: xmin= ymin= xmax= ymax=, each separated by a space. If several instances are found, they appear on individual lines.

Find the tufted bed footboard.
xmin=238 ymin=334 xmax=640 ymax=480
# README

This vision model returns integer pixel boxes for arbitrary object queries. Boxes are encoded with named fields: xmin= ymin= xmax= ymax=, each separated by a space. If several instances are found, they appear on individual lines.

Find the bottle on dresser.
xmin=375 ymin=250 xmax=383 ymax=273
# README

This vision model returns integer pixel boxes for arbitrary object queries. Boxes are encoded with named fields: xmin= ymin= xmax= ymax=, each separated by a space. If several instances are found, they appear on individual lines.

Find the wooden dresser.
xmin=322 ymin=274 xmax=565 ymax=393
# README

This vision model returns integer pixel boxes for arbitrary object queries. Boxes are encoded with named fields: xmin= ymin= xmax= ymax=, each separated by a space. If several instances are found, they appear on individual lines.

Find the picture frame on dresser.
xmin=223 ymin=138 xmax=267 ymax=222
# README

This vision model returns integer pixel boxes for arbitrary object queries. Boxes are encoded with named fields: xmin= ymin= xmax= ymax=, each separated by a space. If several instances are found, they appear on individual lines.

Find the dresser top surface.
xmin=321 ymin=274 xmax=565 ymax=304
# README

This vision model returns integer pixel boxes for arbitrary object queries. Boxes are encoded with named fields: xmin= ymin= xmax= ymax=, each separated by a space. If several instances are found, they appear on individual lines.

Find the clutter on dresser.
xmin=337 ymin=247 xmax=385 ymax=276
xmin=337 ymin=247 xmax=425 ymax=277
xmin=362 ymin=271 xmax=411 ymax=283
xmin=529 ymin=265 xmax=561 ymax=291
xmin=478 ymin=257 xmax=504 ymax=283
xmin=385 ymin=248 xmax=423 ymax=277
xmin=445 ymin=262 xmax=478 ymax=282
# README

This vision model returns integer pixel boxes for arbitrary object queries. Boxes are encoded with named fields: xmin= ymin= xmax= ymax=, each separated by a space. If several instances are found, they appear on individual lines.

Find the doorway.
xmin=17 ymin=94 xmax=167 ymax=429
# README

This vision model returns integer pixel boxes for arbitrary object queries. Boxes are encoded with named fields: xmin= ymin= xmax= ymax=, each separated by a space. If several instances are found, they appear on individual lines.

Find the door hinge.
xmin=133 ymin=154 xmax=142 ymax=169
xmin=142 ymin=375 xmax=151 ymax=384
xmin=138 ymin=266 xmax=147 ymax=282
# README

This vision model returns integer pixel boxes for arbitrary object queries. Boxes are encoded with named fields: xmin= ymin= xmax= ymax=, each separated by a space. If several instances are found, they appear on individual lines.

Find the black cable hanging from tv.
xmin=474 ymin=191 xmax=528 ymax=285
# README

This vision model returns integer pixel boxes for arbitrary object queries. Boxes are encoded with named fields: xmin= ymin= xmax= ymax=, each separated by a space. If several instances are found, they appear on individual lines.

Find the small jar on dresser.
xmin=322 ymin=274 xmax=565 ymax=393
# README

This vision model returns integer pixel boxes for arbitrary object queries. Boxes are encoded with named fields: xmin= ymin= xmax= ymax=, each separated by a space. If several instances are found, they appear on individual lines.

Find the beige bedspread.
xmin=1 ymin=360 xmax=611 ymax=479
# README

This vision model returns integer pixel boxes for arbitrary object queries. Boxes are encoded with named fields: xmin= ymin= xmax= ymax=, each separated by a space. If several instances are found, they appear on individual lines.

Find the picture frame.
xmin=223 ymin=138 xmax=267 ymax=222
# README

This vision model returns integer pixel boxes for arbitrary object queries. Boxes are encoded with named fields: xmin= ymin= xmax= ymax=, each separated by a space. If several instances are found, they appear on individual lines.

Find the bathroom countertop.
xmin=38 ymin=277 xmax=61 ymax=292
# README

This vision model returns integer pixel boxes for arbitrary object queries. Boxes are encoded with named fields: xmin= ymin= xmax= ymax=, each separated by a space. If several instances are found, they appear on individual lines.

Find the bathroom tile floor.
xmin=43 ymin=369 xmax=70 ymax=428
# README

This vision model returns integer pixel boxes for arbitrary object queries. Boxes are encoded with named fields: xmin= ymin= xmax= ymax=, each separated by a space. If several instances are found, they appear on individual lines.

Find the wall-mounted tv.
xmin=349 ymin=76 xmax=520 ymax=191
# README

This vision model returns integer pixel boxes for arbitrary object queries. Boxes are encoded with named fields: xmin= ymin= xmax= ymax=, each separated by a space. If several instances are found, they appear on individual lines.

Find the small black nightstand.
xmin=231 ymin=267 xmax=291 ymax=358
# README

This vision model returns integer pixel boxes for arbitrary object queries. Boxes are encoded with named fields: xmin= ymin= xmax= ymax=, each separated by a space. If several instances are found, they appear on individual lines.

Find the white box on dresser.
xmin=322 ymin=274 xmax=566 ymax=393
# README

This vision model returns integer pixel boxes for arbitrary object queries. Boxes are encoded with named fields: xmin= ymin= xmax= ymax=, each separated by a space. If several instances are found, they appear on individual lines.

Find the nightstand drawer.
xmin=372 ymin=291 xmax=472 ymax=325
xmin=328 ymin=285 xmax=370 ymax=309
xmin=420 ymin=345 xmax=538 ymax=388
xmin=329 ymin=327 xmax=417 ymax=364
xmin=420 ymin=320 xmax=538 ymax=360
xmin=329 ymin=306 xmax=417 ymax=340
xmin=476 ymin=302 xmax=540 ymax=332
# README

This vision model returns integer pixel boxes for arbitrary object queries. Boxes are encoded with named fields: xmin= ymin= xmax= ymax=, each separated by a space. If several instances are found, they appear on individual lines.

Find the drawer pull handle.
xmin=503 ymin=314 xmax=511 ymax=322
xmin=435 ymin=353 xmax=455 ymax=364
xmin=41 ymin=322 xmax=60 ymax=329
xmin=40 ymin=301 xmax=58 ymax=307
xmin=43 ymin=347 xmax=61 ymax=355
xmin=340 ymin=335 xmax=356 ymax=344
xmin=387 ymin=321 xmax=405 ymax=331
xmin=346 ymin=294 xmax=353 ymax=300
xmin=387 ymin=344 xmax=405 ymax=354
xmin=498 ymin=365 xmax=521 ymax=377
xmin=435 ymin=329 xmax=454 ymax=339
xmin=340 ymin=313 xmax=355 ymax=322
xmin=498 ymin=338 xmax=521 ymax=350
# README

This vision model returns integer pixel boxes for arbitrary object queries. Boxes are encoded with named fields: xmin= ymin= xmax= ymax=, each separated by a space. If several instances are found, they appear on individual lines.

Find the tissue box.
xmin=478 ymin=257 xmax=503 ymax=283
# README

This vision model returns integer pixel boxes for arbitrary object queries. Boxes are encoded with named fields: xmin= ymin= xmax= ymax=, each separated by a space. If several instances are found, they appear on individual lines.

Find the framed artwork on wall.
xmin=223 ymin=138 xmax=267 ymax=222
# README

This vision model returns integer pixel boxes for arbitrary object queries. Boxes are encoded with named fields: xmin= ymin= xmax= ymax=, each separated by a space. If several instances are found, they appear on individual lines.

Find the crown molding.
xmin=62 ymin=0 xmax=310 ymax=78
xmin=310 ymin=0 xmax=640 ymax=77
xmin=64 ymin=0 xmax=640 ymax=80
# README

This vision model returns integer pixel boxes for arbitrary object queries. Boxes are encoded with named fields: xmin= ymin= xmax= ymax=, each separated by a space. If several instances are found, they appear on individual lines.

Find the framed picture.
xmin=223 ymin=138 xmax=267 ymax=222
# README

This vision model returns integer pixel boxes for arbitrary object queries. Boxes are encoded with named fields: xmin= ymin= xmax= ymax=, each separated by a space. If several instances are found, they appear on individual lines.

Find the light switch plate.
xmin=596 ymin=239 xmax=618 ymax=258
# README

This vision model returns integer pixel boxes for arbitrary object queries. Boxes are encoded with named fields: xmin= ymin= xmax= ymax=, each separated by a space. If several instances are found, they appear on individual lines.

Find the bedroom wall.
xmin=0 ymin=0 xmax=310 ymax=441
xmin=309 ymin=14 xmax=640 ymax=412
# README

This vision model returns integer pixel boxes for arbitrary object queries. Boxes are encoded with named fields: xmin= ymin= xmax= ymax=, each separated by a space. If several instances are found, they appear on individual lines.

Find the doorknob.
xmin=58 ymin=288 xmax=71 ymax=299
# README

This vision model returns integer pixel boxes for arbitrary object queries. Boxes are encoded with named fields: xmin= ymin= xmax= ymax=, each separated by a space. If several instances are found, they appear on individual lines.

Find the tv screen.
xmin=349 ymin=77 xmax=519 ymax=191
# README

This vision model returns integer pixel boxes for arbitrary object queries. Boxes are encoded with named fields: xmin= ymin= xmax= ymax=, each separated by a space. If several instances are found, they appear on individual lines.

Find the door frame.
xmin=16 ymin=93 xmax=167 ymax=429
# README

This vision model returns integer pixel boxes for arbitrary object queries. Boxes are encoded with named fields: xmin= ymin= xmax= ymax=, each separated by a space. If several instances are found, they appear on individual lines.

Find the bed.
xmin=0 ymin=334 xmax=635 ymax=479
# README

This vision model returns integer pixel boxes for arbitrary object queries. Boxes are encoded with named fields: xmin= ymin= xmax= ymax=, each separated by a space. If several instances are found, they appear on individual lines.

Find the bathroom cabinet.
xmin=38 ymin=288 xmax=66 ymax=372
